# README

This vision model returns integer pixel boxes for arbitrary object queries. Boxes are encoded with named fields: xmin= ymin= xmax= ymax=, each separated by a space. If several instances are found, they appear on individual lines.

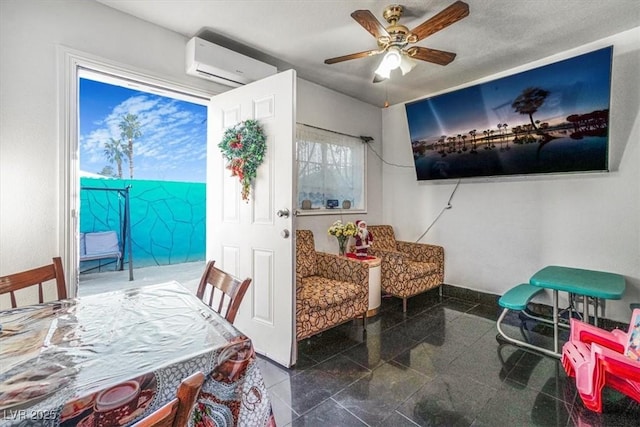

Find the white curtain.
xmin=296 ymin=124 xmax=365 ymax=209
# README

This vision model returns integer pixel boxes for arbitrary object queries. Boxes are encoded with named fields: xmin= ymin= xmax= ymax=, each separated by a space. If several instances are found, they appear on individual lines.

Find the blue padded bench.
xmin=80 ymin=231 xmax=122 ymax=271
xmin=496 ymin=283 xmax=562 ymax=357
xmin=499 ymin=283 xmax=543 ymax=311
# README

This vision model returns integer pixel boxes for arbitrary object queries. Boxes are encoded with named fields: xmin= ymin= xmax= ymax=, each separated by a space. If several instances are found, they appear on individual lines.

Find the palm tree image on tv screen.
xmin=405 ymin=46 xmax=612 ymax=181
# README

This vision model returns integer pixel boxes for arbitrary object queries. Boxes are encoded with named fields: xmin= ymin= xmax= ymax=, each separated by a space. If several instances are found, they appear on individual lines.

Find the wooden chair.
xmin=196 ymin=261 xmax=252 ymax=324
xmin=133 ymin=371 xmax=205 ymax=427
xmin=0 ymin=257 xmax=67 ymax=308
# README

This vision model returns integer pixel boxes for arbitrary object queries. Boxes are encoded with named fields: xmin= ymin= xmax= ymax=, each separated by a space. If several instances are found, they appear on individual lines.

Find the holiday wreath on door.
xmin=218 ymin=119 xmax=267 ymax=202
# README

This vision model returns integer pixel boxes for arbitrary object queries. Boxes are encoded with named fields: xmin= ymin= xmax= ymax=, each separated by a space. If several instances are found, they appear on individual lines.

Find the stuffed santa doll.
xmin=354 ymin=220 xmax=373 ymax=258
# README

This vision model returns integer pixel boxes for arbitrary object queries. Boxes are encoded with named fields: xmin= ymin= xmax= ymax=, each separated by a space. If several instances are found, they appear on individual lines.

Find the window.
xmin=296 ymin=124 xmax=366 ymax=213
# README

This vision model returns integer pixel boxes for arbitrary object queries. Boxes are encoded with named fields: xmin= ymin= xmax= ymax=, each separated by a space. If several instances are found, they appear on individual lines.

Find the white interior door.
xmin=207 ymin=70 xmax=296 ymax=367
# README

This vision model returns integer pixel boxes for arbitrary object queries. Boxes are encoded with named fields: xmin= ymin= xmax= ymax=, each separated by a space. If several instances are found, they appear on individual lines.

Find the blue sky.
xmin=80 ymin=78 xmax=207 ymax=182
xmin=405 ymin=47 xmax=613 ymax=142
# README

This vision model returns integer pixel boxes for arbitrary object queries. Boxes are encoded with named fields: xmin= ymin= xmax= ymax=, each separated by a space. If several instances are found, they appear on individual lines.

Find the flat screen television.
xmin=405 ymin=46 xmax=613 ymax=181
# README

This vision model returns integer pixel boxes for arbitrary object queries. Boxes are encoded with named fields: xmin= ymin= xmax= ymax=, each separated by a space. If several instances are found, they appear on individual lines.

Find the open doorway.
xmin=77 ymin=69 xmax=209 ymax=296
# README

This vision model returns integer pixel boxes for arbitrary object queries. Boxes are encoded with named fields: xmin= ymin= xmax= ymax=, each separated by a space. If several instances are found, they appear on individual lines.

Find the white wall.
xmin=296 ymin=79 xmax=383 ymax=253
xmin=3 ymin=0 xmax=635 ymax=322
xmin=0 ymin=1 xmax=382 ymax=285
xmin=0 ymin=1 xmax=224 ymax=281
xmin=381 ymin=28 xmax=640 ymax=323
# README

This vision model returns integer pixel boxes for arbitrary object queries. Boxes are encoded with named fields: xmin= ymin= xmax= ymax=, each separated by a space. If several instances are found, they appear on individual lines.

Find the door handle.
xmin=276 ymin=208 xmax=290 ymax=218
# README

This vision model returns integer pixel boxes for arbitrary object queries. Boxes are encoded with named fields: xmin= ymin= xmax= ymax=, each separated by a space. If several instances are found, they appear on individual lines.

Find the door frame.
xmin=58 ymin=46 xmax=214 ymax=296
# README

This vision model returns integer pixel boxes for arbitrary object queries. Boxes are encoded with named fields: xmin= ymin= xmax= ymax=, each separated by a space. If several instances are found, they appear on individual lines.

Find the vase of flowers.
xmin=327 ymin=220 xmax=357 ymax=256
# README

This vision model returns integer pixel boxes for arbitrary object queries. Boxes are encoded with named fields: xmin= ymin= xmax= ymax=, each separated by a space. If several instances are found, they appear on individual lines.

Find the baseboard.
xmin=441 ymin=283 xmax=628 ymax=330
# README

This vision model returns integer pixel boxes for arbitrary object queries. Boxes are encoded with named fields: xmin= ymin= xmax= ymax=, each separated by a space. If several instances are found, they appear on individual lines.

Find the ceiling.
xmin=97 ymin=0 xmax=639 ymax=107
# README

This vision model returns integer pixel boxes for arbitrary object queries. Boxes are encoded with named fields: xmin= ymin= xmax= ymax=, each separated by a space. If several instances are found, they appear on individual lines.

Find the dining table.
xmin=0 ymin=281 xmax=276 ymax=426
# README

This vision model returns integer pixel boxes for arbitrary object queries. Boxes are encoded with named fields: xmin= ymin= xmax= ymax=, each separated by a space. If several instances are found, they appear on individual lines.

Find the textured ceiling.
xmin=97 ymin=0 xmax=640 ymax=107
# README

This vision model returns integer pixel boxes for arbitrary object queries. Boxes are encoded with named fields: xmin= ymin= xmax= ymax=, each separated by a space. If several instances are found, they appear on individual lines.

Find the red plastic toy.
xmin=562 ymin=308 xmax=640 ymax=412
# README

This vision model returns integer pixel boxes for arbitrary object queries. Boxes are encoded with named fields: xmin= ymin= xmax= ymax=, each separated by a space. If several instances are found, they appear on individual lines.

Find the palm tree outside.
xmin=103 ymin=137 xmax=127 ymax=178
xmin=119 ymin=113 xmax=142 ymax=179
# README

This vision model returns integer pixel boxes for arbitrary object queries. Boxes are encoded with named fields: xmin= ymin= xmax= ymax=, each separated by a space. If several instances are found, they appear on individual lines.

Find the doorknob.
xmin=276 ymin=208 xmax=290 ymax=218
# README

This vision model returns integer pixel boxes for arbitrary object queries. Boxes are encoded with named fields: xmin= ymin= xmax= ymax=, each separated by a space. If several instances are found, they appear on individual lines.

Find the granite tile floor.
xmin=258 ymin=290 xmax=639 ymax=427
xmin=79 ymin=265 xmax=638 ymax=425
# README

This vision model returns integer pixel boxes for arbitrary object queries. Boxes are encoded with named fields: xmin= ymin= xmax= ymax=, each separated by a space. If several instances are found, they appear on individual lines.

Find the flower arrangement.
xmin=218 ymin=119 xmax=266 ymax=202
xmin=328 ymin=220 xmax=357 ymax=255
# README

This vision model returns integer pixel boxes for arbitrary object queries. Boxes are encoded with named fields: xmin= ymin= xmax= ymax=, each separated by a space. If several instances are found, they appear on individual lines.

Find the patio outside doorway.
xmin=77 ymin=69 xmax=208 ymax=292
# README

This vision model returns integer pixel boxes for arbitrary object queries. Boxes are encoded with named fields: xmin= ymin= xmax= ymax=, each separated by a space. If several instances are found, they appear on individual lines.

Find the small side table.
xmin=348 ymin=255 xmax=381 ymax=317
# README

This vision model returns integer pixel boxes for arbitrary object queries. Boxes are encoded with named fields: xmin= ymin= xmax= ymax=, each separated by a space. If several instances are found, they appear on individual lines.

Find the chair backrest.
xmin=295 ymin=230 xmax=317 ymax=279
xmin=0 ymin=257 xmax=67 ymax=308
xmin=368 ymin=225 xmax=397 ymax=251
xmin=196 ymin=261 xmax=252 ymax=324
xmin=625 ymin=308 xmax=640 ymax=360
xmin=135 ymin=400 xmax=178 ymax=427
xmin=134 ymin=371 xmax=205 ymax=427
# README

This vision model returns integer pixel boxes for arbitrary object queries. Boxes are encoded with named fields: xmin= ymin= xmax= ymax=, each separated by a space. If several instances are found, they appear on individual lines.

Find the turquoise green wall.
xmin=80 ymin=178 xmax=205 ymax=268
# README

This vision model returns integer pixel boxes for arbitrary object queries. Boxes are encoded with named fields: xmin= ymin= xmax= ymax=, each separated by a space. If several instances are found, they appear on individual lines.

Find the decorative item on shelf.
xmin=326 ymin=199 xmax=339 ymax=209
xmin=328 ymin=220 xmax=357 ymax=256
xmin=301 ymin=199 xmax=312 ymax=210
xmin=354 ymin=220 xmax=373 ymax=257
xmin=342 ymin=200 xmax=351 ymax=209
xmin=218 ymin=119 xmax=266 ymax=202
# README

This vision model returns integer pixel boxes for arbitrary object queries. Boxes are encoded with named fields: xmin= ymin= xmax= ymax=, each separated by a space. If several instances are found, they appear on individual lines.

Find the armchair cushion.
xmin=407 ymin=260 xmax=439 ymax=278
xmin=297 ymin=277 xmax=365 ymax=311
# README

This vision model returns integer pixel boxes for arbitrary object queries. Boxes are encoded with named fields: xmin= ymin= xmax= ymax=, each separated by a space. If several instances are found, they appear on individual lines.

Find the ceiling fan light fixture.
xmin=374 ymin=47 xmax=402 ymax=79
xmin=384 ymin=47 xmax=402 ymax=69
xmin=399 ymin=54 xmax=417 ymax=75
xmin=374 ymin=61 xmax=391 ymax=79
xmin=325 ymin=2 xmax=470 ymax=83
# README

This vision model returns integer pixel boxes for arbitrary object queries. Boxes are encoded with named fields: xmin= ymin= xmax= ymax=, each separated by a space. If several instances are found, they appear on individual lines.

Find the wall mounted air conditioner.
xmin=186 ymin=37 xmax=277 ymax=87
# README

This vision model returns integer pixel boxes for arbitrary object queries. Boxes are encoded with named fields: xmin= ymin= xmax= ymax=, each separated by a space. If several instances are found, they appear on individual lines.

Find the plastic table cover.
xmin=0 ymin=281 xmax=274 ymax=426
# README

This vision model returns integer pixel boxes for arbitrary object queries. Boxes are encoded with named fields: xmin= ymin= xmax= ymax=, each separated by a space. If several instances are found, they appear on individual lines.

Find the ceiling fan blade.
xmin=351 ymin=10 xmax=390 ymax=39
xmin=324 ymin=49 xmax=383 ymax=65
xmin=409 ymin=1 xmax=469 ymax=42
xmin=408 ymin=47 xmax=457 ymax=65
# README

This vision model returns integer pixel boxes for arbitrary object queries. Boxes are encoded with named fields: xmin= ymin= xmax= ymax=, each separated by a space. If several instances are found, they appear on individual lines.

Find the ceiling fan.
xmin=324 ymin=1 xmax=469 ymax=81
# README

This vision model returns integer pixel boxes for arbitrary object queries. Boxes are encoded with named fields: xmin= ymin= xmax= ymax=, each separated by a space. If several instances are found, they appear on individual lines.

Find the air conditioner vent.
xmin=186 ymin=37 xmax=277 ymax=87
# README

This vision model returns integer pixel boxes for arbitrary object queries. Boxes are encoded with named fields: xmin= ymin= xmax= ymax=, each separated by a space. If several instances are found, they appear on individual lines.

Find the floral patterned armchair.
xmin=367 ymin=225 xmax=444 ymax=312
xmin=295 ymin=230 xmax=369 ymax=341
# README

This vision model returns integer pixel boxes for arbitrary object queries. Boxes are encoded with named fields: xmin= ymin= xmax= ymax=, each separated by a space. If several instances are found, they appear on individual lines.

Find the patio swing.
xmin=80 ymin=185 xmax=134 ymax=281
